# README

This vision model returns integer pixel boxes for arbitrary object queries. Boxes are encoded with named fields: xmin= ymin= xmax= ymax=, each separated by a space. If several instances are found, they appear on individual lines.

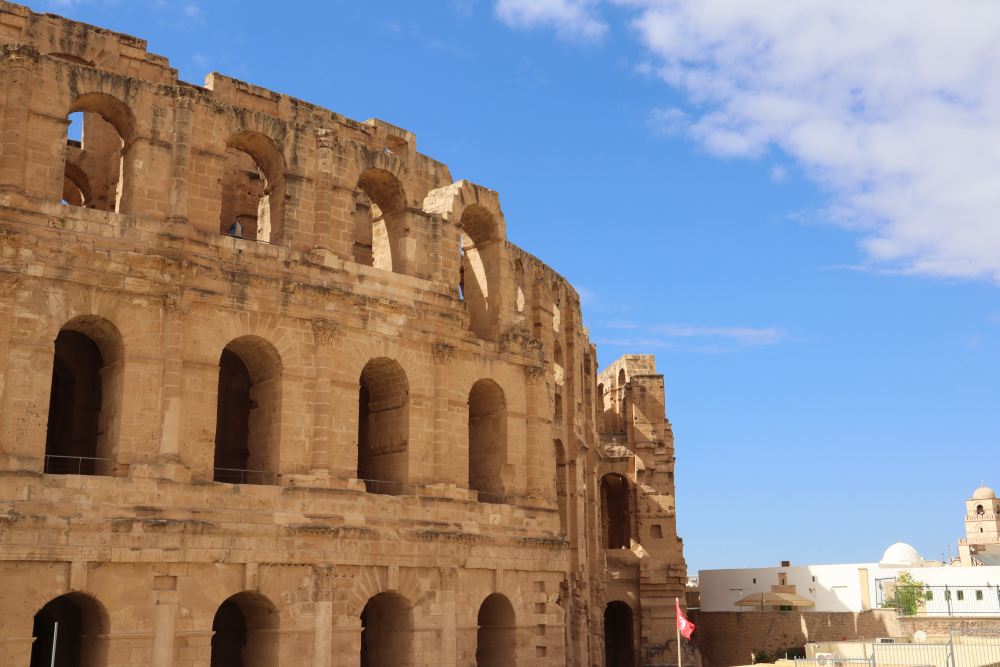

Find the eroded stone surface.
xmin=0 ymin=3 xmax=688 ymax=665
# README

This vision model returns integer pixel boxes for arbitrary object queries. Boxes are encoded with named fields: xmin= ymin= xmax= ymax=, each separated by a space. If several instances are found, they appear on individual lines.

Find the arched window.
xmin=554 ymin=440 xmax=568 ymax=534
xmin=61 ymin=93 xmax=136 ymax=213
xmin=604 ymin=601 xmax=634 ymax=667
xmin=458 ymin=204 xmax=502 ymax=341
xmin=601 ymin=473 xmax=632 ymax=549
xmin=214 ymin=337 xmax=282 ymax=485
xmin=468 ymin=379 xmax=507 ymax=502
xmin=211 ymin=592 xmax=278 ymax=667
xmin=361 ymin=592 xmax=412 ymax=667
xmin=355 ymin=169 xmax=407 ymax=273
xmin=219 ymin=132 xmax=286 ymax=243
xmin=977 ymin=504 xmax=985 ymax=515
xmin=44 ymin=317 xmax=123 ymax=476
xmin=30 ymin=592 xmax=108 ymax=667
xmin=477 ymin=593 xmax=516 ymax=667
xmin=358 ymin=358 xmax=409 ymax=494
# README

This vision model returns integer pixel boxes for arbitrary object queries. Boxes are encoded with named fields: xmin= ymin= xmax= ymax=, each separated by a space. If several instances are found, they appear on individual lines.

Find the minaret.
xmin=959 ymin=486 xmax=1000 ymax=565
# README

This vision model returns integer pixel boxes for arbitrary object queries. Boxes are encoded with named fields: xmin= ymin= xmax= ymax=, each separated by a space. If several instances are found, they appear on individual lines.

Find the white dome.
xmin=973 ymin=486 xmax=997 ymax=500
xmin=881 ymin=542 xmax=922 ymax=566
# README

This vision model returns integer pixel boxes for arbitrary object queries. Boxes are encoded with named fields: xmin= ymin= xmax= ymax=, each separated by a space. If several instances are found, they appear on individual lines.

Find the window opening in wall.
xmin=604 ymin=601 xmax=634 ymax=667
xmin=213 ymin=338 xmax=281 ymax=485
xmin=30 ymin=593 xmax=108 ymax=667
xmin=361 ymin=592 xmax=412 ymax=667
xmin=358 ymin=358 xmax=409 ymax=494
xmin=977 ymin=504 xmax=985 ymax=515
xmin=927 ymin=591 xmax=934 ymax=601
xmin=44 ymin=319 xmax=122 ymax=476
xmin=651 ymin=524 xmax=663 ymax=539
xmin=210 ymin=592 xmax=278 ymax=667
xmin=355 ymin=169 xmax=407 ymax=273
xmin=468 ymin=379 xmax=507 ymax=502
xmin=458 ymin=204 xmax=501 ymax=341
xmin=976 ymin=589 xmax=984 ymax=601
xmin=957 ymin=590 xmax=965 ymax=601
xmin=477 ymin=594 xmax=516 ymax=667
xmin=61 ymin=93 xmax=135 ymax=213
xmin=601 ymin=473 xmax=632 ymax=549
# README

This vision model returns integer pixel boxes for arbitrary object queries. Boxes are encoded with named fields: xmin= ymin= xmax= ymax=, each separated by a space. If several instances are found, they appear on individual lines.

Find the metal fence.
xmin=212 ymin=467 xmax=276 ymax=486
xmin=44 ymin=454 xmax=110 ymax=475
xmin=875 ymin=578 xmax=1000 ymax=616
xmin=358 ymin=478 xmax=404 ymax=496
xmin=795 ymin=632 xmax=1000 ymax=667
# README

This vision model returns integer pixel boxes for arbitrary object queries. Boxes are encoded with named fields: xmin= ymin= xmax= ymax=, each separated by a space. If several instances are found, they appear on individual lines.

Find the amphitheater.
xmin=0 ymin=3 xmax=689 ymax=665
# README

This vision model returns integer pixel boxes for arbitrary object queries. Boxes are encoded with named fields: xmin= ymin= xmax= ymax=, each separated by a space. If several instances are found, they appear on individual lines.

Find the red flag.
xmin=676 ymin=599 xmax=695 ymax=640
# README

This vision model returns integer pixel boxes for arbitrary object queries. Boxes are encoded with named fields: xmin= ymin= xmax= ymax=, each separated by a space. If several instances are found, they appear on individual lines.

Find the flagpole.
xmin=676 ymin=597 xmax=683 ymax=667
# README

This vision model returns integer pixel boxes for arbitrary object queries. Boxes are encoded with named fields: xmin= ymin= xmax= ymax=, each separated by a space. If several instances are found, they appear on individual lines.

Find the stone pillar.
xmin=157 ymin=291 xmax=184 ymax=469
xmin=0 ymin=46 xmax=36 ymax=196
xmin=439 ymin=568 xmax=458 ymax=666
xmin=523 ymin=365 xmax=547 ymax=497
xmin=151 ymin=596 xmax=177 ymax=667
xmin=431 ymin=343 xmax=461 ymax=489
xmin=0 ymin=275 xmax=21 ymax=466
xmin=313 ymin=129 xmax=335 ymax=254
xmin=312 ymin=599 xmax=333 ymax=667
xmin=309 ymin=319 xmax=339 ymax=477
xmin=166 ymin=96 xmax=194 ymax=225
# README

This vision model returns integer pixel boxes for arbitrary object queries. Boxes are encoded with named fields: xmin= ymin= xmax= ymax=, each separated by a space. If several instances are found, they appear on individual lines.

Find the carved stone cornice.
xmin=311 ymin=319 xmax=340 ymax=344
xmin=432 ymin=342 xmax=456 ymax=364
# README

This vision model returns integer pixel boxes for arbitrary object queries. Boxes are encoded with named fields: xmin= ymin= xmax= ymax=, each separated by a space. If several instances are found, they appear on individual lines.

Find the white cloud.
xmin=495 ymin=0 xmax=607 ymax=41
xmin=498 ymin=0 xmax=1000 ymax=283
xmin=605 ymin=320 xmax=785 ymax=349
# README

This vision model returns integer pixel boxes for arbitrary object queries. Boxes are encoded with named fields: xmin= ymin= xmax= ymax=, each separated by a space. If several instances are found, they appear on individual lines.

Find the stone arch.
xmin=62 ymin=161 xmax=93 ymax=206
xmin=458 ymin=204 xmax=503 ymax=340
xmin=601 ymin=473 xmax=632 ymax=549
xmin=477 ymin=593 xmax=516 ymax=667
xmin=62 ymin=92 xmax=137 ymax=213
xmin=360 ymin=591 xmax=413 ymax=667
xmin=44 ymin=315 xmax=124 ymax=476
xmin=604 ymin=600 xmax=635 ymax=667
xmin=220 ymin=131 xmax=287 ymax=243
xmin=210 ymin=591 xmax=279 ymax=667
xmin=30 ymin=591 xmax=109 ymax=667
xmin=468 ymin=378 xmax=507 ymax=501
xmin=358 ymin=357 xmax=409 ymax=494
xmin=214 ymin=336 xmax=283 ymax=485
xmin=355 ymin=168 xmax=409 ymax=273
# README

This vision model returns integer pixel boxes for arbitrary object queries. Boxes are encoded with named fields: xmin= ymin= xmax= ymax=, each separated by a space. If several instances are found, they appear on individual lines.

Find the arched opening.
xmin=977 ymin=504 xmax=985 ymax=515
xmin=360 ymin=592 xmax=412 ymax=667
xmin=219 ymin=132 xmax=286 ymax=243
xmin=358 ymin=358 xmax=409 ymax=494
xmin=555 ymin=439 xmax=568 ymax=534
xmin=44 ymin=317 xmax=123 ymax=476
xmin=468 ymin=379 xmax=507 ymax=502
xmin=355 ymin=169 xmax=407 ymax=273
xmin=604 ymin=601 xmax=634 ymax=667
xmin=458 ymin=204 xmax=502 ymax=340
xmin=210 ymin=592 xmax=278 ymax=667
xmin=30 ymin=592 xmax=108 ymax=667
xmin=601 ymin=473 xmax=632 ymax=549
xmin=214 ymin=337 xmax=282 ymax=485
xmin=477 ymin=593 xmax=516 ymax=667
xmin=617 ymin=368 xmax=626 ymax=388
xmin=61 ymin=93 xmax=135 ymax=213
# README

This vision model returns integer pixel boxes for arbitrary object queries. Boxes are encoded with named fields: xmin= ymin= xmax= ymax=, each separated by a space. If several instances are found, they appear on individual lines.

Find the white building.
xmin=699 ymin=487 xmax=1000 ymax=617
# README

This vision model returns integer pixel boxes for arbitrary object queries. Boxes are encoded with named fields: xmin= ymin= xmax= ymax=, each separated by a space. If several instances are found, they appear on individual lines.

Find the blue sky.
xmin=42 ymin=0 xmax=1000 ymax=571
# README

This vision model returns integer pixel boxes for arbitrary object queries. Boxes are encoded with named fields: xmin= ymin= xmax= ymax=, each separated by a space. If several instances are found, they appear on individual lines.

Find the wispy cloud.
xmin=495 ymin=0 xmax=607 ymax=41
xmin=602 ymin=320 xmax=786 ymax=352
xmin=494 ymin=0 xmax=1000 ymax=285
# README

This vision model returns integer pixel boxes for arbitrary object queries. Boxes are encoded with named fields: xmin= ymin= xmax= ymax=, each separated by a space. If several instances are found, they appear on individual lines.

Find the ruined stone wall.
xmin=0 ymin=2 xmax=688 ymax=665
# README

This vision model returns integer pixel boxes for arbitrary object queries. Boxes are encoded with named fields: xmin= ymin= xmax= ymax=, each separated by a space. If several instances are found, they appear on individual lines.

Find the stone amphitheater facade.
xmin=0 ymin=3 xmax=689 ymax=665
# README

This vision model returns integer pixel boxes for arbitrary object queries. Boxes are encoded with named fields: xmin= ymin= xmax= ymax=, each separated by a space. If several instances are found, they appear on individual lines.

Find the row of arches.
xmin=42 ymin=318 xmax=511 ymax=499
xmin=56 ymin=93 xmax=504 ymax=338
xmin=28 ymin=591 xmax=517 ymax=667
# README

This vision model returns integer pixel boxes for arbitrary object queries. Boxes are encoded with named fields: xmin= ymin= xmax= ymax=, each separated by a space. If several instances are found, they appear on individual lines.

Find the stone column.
xmin=439 ymin=567 xmax=458 ymax=666
xmin=157 ymin=290 xmax=185 ymax=471
xmin=166 ymin=95 xmax=194 ymax=225
xmin=309 ymin=319 xmax=339 ymax=478
xmin=523 ymin=365 xmax=547 ymax=497
xmin=313 ymin=129 xmax=335 ymax=254
xmin=0 ymin=46 xmax=36 ymax=196
xmin=431 ymin=343 xmax=460 ymax=489
xmin=151 ymin=596 xmax=178 ymax=667
xmin=0 ymin=275 xmax=21 ymax=466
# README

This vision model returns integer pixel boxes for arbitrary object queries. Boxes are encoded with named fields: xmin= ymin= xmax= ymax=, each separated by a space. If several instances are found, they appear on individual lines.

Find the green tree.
xmin=881 ymin=572 xmax=928 ymax=615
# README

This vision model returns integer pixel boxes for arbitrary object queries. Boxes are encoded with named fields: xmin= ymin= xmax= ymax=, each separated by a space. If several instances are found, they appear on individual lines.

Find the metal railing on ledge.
xmin=212 ymin=467 xmax=277 ymax=486
xmin=358 ymin=478 xmax=404 ymax=496
xmin=44 ymin=454 xmax=111 ymax=476
xmin=875 ymin=579 xmax=1000 ymax=616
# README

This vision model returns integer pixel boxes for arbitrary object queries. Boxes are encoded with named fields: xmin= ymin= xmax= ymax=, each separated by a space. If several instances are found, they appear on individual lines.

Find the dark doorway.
xmin=604 ymin=601 xmax=634 ymax=667
xmin=210 ymin=593 xmax=277 ymax=667
xmin=360 ymin=592 xmax=412 ymax=667
xmin=476 ymin=593 xmax=516 ymax=666
xmin=601 ymin=474 xmax=632 ymax=549
xmin=30 ymin=593 xmax=106 ymax=667
xmin=214 ymin=348 xmax=252 ymax=481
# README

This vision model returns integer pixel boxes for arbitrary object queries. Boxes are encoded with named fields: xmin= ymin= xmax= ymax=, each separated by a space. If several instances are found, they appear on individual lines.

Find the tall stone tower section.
xmin=596 ymin=355 xmax=689 ymax=666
